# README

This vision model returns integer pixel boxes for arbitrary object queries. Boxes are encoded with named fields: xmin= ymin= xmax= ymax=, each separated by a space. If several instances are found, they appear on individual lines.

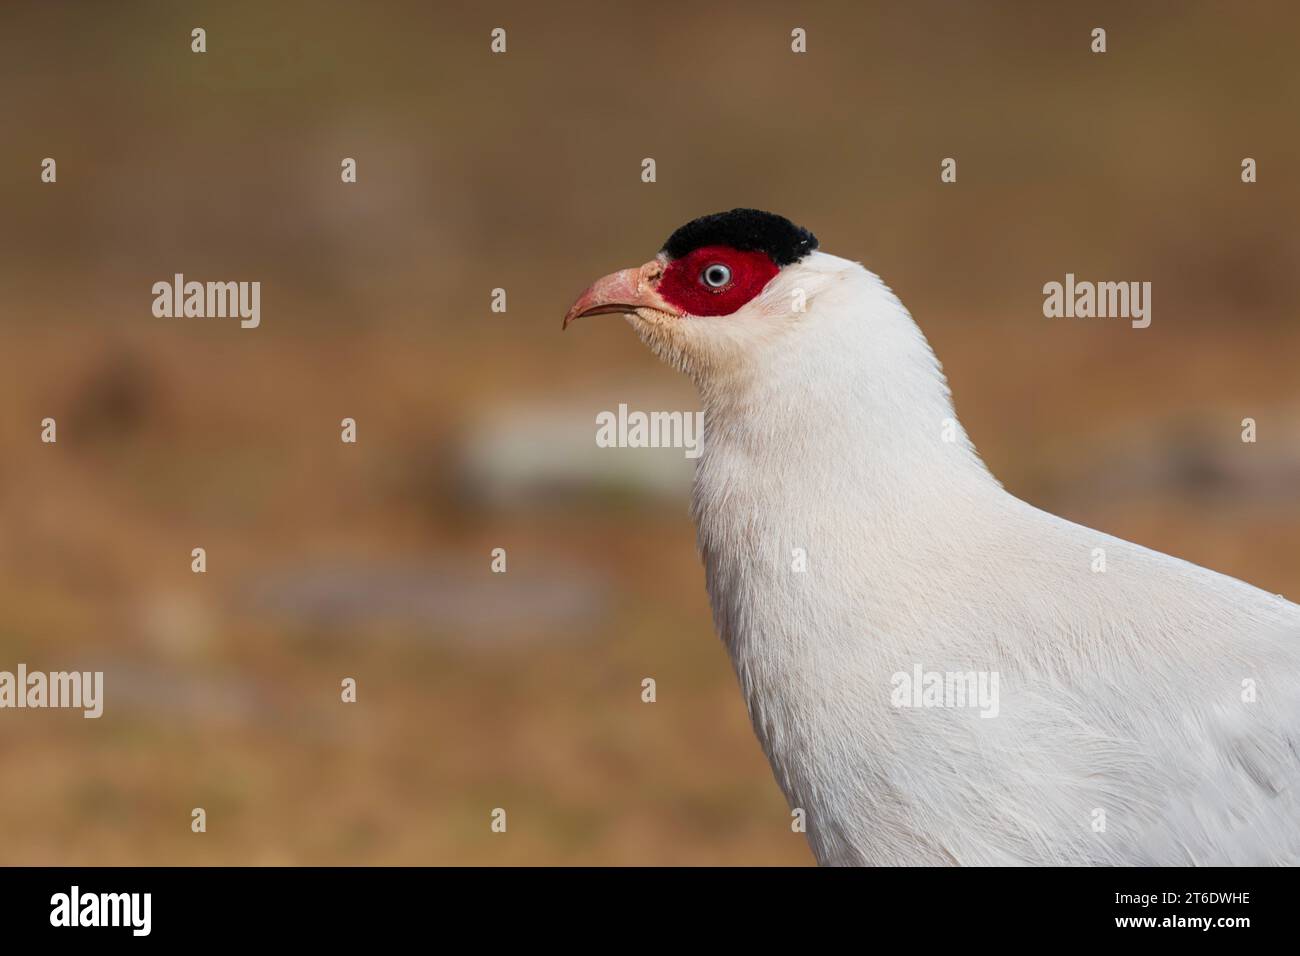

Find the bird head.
xmin=563 ymin=209 xmax=828 ymax=381
xmin=565 ymin=209 xmax=991 ymax=490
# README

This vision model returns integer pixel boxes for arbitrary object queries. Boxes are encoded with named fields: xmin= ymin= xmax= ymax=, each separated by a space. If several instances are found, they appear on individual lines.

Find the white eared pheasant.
xmin=564 ymin=209 xmax=1300 ymax=866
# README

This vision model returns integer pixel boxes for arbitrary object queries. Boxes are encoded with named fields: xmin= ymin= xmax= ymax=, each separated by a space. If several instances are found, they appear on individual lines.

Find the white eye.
xmin=701 ymin=263 xmax=732 ymax=288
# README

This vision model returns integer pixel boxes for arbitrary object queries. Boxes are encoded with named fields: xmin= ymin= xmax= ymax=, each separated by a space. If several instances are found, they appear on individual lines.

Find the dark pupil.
xmin=707 ymin=267 xmax=726 ymax=284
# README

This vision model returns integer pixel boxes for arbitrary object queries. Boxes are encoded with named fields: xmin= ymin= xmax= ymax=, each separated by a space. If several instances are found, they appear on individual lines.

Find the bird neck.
xmin=687 ymin=281 xmax=1005 ymax=829
xmin=695 ymin=268 xmax=997 ymax=506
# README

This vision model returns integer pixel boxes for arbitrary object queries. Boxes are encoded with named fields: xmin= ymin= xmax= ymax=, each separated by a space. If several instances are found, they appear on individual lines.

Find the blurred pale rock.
xmin=1052 ymin=404 xmax=1300 ymax=502
xmin=243 ymin=559 xmax=610 ymax=644
xmin=457 ymin=399 xmax=696 ymax=506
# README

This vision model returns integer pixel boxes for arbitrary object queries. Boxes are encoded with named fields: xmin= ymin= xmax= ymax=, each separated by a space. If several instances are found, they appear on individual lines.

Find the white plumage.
xmin=573 ymin=233 xmax=1300 ymax=866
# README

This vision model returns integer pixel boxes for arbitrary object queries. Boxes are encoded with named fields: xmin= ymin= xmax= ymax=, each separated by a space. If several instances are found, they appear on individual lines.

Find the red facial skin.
xmin=656 ymin=245 xmax=780 ymax=317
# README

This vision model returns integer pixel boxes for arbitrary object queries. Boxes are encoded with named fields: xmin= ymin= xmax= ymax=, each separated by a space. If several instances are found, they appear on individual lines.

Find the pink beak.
xmin=563 ymin=258 xmax=681 ymax=329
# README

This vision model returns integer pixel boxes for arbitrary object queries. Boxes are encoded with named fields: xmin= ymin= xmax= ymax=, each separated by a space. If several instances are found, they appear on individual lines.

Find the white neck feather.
xmin=692 ymin=255 xmax=1000 ymax=539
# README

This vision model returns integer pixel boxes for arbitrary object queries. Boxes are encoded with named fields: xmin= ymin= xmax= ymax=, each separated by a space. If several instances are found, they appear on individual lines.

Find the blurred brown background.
xmin=1 ymin=1 xmax=1297 ymax=865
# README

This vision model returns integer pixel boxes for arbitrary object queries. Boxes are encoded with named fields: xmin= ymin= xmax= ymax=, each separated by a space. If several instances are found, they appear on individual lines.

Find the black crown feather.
xmin=661 ymin=208 xmax=818 ymax=266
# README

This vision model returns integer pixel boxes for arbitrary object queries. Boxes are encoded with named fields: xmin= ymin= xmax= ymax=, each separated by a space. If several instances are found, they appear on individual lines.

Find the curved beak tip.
xmin=562 ymin=263 xmax=677 ymax=331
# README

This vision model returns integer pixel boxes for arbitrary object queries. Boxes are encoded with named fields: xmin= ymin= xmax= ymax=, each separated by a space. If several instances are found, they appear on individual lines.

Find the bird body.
xmin=566 ymin=210 xmax=1300 ymax=865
